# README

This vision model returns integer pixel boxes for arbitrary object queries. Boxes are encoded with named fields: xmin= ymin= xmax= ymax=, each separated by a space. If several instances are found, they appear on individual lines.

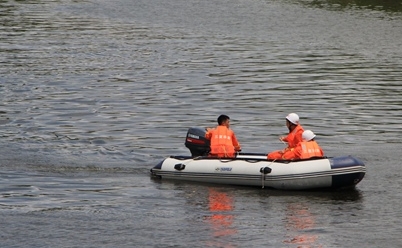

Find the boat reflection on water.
xmin=283 ymin=202 xmax=323 ymax=247
xmin=205 ymin=188 xmax=237 ymax=239
xmin=154 ymin=179 xmax=362 ymax=247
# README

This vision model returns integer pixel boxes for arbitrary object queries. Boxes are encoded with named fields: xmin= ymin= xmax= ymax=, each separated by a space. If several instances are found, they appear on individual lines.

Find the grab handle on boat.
xmin=174 ymin=163 xmax=186 ymax=171
xmin=260 ymin=167 xmax=272 ymax=174
xmin=260 ymin=167 xmax=272 ymax=189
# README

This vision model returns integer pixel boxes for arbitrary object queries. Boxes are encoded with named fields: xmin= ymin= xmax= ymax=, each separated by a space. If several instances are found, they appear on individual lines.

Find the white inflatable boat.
xmin=150 ymin=128 xmax=366 ymax=190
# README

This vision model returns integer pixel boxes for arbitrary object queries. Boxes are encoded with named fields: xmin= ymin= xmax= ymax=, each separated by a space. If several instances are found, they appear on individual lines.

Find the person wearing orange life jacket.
xmin=282 ymin=130 xmax=324 ymax=160
xmin=205 ymin=115 xmax=241 ymax=158
xmin=267 ymin=113 xmax=304 ymax=160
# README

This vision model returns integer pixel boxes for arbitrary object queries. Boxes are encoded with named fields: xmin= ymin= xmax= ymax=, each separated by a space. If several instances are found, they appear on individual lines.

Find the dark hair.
xmin=286 ymin=119 xmax=298 ymax=127
xmin=217 ymin=115 xmax=230 ymax=125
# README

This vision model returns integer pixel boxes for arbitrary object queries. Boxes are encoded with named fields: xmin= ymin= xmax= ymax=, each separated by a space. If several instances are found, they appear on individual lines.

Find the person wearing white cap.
xmin=267 ymin=113 xmax=304 ymax=160
xmin=281 ymin=130 xmax=324 ymax=160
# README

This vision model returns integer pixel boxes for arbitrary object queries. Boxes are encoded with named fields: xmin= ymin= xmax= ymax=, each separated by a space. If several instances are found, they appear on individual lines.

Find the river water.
xmin=1 ymin=0 xmax=402 ymax=247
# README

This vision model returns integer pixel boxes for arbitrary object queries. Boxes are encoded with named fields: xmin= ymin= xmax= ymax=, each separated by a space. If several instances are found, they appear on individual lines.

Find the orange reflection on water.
xmin=205 ymin=188 xmax=237 ymax=238
xmin=283 ymin=203 xmax=322 ymax=248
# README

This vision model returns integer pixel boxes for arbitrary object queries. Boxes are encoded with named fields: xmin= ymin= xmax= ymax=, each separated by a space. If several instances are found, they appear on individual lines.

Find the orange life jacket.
xmin=205 ymin=125 xmax=241 ymax=157
xmin=283 ymin=124 xmax=304 ymax=149
xmin=281 ymin=140 xmax=324 ymax=160
xmin=297 ymin=140 xmax=324 ymax=159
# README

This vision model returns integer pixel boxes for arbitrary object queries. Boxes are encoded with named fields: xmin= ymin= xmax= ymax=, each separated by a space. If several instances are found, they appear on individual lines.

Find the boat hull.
xmin=150 ymin=154 xmax=366 ymax=190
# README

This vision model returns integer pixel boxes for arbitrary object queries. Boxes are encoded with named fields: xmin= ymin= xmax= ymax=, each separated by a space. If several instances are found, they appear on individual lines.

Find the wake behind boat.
xmin=150 ymin=128 xmax=366 ymax=190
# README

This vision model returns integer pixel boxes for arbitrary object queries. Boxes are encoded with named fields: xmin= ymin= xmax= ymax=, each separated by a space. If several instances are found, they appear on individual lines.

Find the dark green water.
xmin=1 ymin=0 xmax=402 ymax=247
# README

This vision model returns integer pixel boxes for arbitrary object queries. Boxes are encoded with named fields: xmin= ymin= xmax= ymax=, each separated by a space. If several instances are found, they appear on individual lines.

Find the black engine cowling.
xmin=184 ymin=127 xmax=210 ymax=157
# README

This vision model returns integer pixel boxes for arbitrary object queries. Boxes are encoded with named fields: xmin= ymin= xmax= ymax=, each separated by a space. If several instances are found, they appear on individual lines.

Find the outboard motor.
xmin=184 ymin=127 xmax=210 ymax=157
